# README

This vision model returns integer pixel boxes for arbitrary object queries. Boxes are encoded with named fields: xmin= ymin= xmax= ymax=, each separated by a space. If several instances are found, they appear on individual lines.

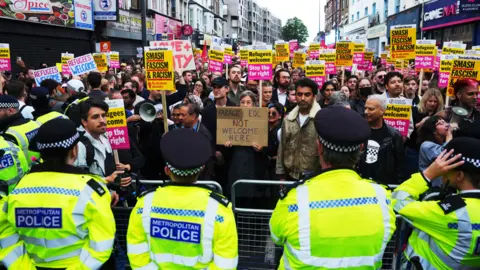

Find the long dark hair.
xmin=417 ymin=115 xmax=444 ymax=145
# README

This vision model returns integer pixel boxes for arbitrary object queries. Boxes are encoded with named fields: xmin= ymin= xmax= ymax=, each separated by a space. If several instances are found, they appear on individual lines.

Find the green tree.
xmin=281 ymin=17 xmax=309 ymax=45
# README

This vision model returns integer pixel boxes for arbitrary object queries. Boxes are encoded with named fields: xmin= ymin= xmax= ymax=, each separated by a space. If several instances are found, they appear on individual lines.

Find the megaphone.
xmin=448 ymin=106 xmax=469 ymax=126
xmin=139 ymin=103 xmax=163 ymax=122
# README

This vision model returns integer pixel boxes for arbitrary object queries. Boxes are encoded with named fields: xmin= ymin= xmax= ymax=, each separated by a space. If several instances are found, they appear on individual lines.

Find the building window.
xmin=352 ymin=0 xmax=354 ymax=5
xmin=395 ymin=0 xmax=400 ymax=13
xmin=352 ymin=14 xmax=354 ymax=22
xmin=365 ymin=7 xmax=368 ymax=16
xmin=356 ymin=11 xmax=359 ymax=20
xmin=372 ymin=3 xmax=376 ymax=15
xmin=384 ymin=0 xmax=388 ymax=18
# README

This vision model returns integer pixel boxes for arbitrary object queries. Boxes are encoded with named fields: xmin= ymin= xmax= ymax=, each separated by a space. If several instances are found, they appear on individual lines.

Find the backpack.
xmin=78 ymin=131 xmax=95 ymax=168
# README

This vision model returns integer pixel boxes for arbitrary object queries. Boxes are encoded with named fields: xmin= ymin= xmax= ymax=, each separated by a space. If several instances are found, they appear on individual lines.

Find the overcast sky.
xmin=258 ymin=0 xmax=325 ymax=43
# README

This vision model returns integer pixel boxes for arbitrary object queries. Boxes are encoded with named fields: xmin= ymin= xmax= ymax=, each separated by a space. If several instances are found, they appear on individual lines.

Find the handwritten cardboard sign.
xmin=67 ymin=54 xmax=97 ymax=76
xmin=384 ymin=98 xmax=412 ymax=137
xmin=216 ymin=107 xmax=268 ymax=147
xmin=149 ymin=40 xmax=195 ymax=72
xmin=33 ymin=66 xmax=61 ymax=86
xmin=105 ymin=99 xmax=130 ymax=150
xmin=390 ymin=24 xmax=416 ymax=59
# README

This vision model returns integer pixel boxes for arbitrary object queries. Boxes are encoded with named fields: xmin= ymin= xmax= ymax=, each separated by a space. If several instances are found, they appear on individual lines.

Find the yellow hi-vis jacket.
xmin=0 ymin=195 xmax=36 ymax=269
xmin=36 ymin=111 xmax=69 ymax=125
xmin=6 ymin=165 xmax=116 ymax=269
xmin=0 ymin=137 xmax=29 ymax=194
xmin=270 ymin=169 xmax=396 ymax=269
xmin=127 ymin=185 xmax=238 ymax=269
xmin=392 ymin=173 xmax=480 ymax=269
xmin=5 ymin=119 xmax=41 ymax=166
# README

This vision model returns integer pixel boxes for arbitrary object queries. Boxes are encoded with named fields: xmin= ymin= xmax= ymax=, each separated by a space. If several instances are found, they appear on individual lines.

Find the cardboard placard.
xmin=216 ymin=107 xmax=268 ymax=147
xmin=384 ymin=98 xmax=412 ymax=137
xmin=144 ymin=49 xmax=175 ymax=91
xmin=67 ymin=54 xmax=97 ymax=76
xmin=33 ymin=66 xmax=61 ymax=86
xmin=415 ymin=41 xmax=436 ymax=69
xmin=319 ymin=49 xmax=336 ymax=75
xmin=208 ymin=48 xmax=224 ymax=73
xmin=308 ymin=43 xmax=320 ymax=59
xmin=149 ymin=40 xmax=195 ymax=72
xmin=390 ymin=25 xmax=416 ymax=59
xmin=240 ymin=49 xmax=249 ymax=67
xmin=293 ymin=52 xmax=306 ymax=69
xmin=61 ymin=53 xmax=74 ymax=75
xmin=442 ymin=42 xmax=466 ymax=55
xmin=447 ymin=57 xmax=480 ymax=97
xmin=289 ymin=40 xmax=298 ymax=58
xmin=305 ymin=60 xmax=326 ymax=89
xmin=353 ymin=43 xmax=365 ymax=65
xmin=359 ymin=51 xmax=374 ymax=71
xmin=438 ymin=55 xmax=456 ymax=90
xmin=105 ymin=99 xmax=130 ymax=150
xmin=109 ymin=52 xmax=120 ymax=68
xmin=0 ymin=44 xmax=11 ymax=71
xmin=223 ymin=45 xmax=233 ymax=64
xmin=247 ymin=50 xmax=273 ymax=80
xmin=335 ymin=41 xmax=354 ymax=67
xmin=93 ymin=53 xmax=108 ymax=72
xmin=275 ymin=43 xmax=290 ymax=62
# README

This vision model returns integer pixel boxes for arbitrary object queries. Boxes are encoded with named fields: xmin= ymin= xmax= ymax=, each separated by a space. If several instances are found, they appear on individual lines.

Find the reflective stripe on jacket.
xmin=5 ymin=120 xmax=41 ymax=166
xmin=36 ymin=111 xmax=69 ymax=125
xmin=127 ymin=185 xmax=238 ymax=269
xmin=270 ymin=169 xmax=396 ymax=269
xmin=0 ymin=137 xmax=29 ymax=194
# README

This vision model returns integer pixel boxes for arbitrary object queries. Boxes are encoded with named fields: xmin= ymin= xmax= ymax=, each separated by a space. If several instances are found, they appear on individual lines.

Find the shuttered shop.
xmin=109 ymin=38 xmax=142 ymax=61
xmin=0 ymin=19 xmax=92 ymax=73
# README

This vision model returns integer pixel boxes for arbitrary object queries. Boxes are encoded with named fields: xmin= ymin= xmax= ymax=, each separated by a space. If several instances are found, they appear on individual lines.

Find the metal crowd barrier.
xmin=231 ymin=180 xmax=407 ymax=270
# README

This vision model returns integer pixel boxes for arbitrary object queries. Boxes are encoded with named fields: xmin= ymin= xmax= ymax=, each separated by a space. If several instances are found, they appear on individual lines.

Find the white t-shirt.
xmin=18 ymin=100 xmax=34 ymax=120
xmin=298 ymin=113 xmax=309 ymax=127
xmin=278 ymin=92 xmax=287 ymax=106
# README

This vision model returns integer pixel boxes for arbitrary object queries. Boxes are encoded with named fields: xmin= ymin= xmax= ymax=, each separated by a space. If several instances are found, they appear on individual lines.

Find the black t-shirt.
xmin=362 ymin=124 xmax=392 ymax=180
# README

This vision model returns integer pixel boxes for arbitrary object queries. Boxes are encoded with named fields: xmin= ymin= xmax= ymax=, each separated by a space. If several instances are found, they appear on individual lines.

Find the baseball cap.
xmin=67 ymin=79 xmax=85 ymax=93
xmin=211 ymin=77 xmax=228 ymax=88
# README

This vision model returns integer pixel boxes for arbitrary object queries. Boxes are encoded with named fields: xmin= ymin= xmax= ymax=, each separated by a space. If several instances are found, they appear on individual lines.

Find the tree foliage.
xmin=281 ymin=17 xmax=309 ymax=45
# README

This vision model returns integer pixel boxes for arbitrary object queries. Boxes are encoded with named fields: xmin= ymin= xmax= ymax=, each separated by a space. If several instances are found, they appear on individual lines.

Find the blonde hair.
xmin=418 ymin=88 xmax=444 ymax=114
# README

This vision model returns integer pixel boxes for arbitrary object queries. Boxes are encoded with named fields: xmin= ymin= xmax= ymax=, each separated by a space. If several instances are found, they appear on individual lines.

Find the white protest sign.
xmin=67 ymin=54 xmax=97 ymax=76
xmin=33 ymin=66 xmax=61 ymax=86
xmin=149 ymin=40 xmax=195 ymax=72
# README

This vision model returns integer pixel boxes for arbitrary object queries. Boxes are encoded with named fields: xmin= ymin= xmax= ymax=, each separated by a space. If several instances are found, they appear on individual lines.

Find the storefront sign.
xmin=93 ymin=0 xmax=118 ymax=20
xmin=105 ymin=99 xmax=130 ymax=150
xmin=67 ymin=54 xmax=97 ymax=76
xmin=423 ymin=0 xmax=480 ymax=30
xmin=100 ymin=41 xmax=111 ymax=52
xmin=305 ymin=60 xmax=326 ymax=89
xmin=390 ymin=24 xmax=416 ymax=59
xmin=0 ymin=44 xmax=11 ymax=71
xmin=33 ymin=66 xmax=61 ymax=85
xmin=247 ymin=50 xmax=273 ymax=80
xmin=216 ymin=107 xmax=268 ymax=147
xmin=335 ymin=41 xmax=354 ymax=67
xmin=74 ymin=0 xmax=93 ymax=30
xmin=155 ymin=14 xmax=182 ymax=40
xmin=144 ymin=48 xmax=175 ymax=91
xmin=107 ymin=10 xmax=154 ymax=35
xmin=384 ymin=98 xmax=412 ymax=137
xmin=367 ymin=24 xmax=387 ymax=39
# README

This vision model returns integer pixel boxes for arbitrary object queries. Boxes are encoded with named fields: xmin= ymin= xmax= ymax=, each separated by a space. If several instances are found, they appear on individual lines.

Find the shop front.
xmin=0 ymin=0 xmax=94 ymax=72
xmin=422 ymin=0 xmax=480 ymax=48
xmin=367 ymin=23 xmax=387 ymax=56
xmin=386 ymin=6 xmax=422 ymax=40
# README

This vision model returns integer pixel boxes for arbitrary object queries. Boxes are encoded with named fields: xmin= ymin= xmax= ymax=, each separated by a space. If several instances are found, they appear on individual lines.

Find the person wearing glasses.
xmin=373 ymin=68 xmax=387 ymax=94
xmin=276 ymin=78 xmax=321 ymax=181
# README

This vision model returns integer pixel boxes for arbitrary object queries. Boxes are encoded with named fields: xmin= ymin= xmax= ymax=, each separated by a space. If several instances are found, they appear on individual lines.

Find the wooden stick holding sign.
xmin=259 ymin=80 xmax=263 ymax=108
xmin=161 ymin=91 xmax=169 ymax=134
xmin=418 ymin=68 xmax=424 ymax=97
xmin=341 ymin=66 xmax=345 ymax=86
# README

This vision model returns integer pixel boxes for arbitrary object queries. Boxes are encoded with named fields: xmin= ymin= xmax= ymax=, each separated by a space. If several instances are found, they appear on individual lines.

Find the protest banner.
xmin=308 ymin=43 xmax=320 ymax=59
xmin=293 ymin=52 xmax=306 ymax=69
xmin=240 ymin=49 xmax=249 ymax=67
xmin=67 ymin=54 xmax=97 ymax=76
xmin=386 ymin=54 xmax=395 ymax=67
xmin=275 ymin=41 xmax=290 ymax=62
xmin=247 ymin=50 xmax=273 ymax=80
xmin=380 ymin=52 xmax=387 ymax=65
xmin=33 ymin=66 xmax=61 ymax=86
xmin=442 ymin=42 xmax=467 ymax=55
xmin=447 ymin=56 xmax=480 ymax=97
xmin=390 ymin=25 xmax=416 ymax=59
xmin=208 ymin=47 xmax=224 ymax=73
xmin=414 ymin=40 xmax=436 ymax=69
xmin=105 ymin=99 xmax=130 ymax=150
xmin=223 ymin=45 xmax=233 ymax=64
xmin=109 ymin=52 xmax=120 ymax=68
xmin=438 ymin=55 xmax=456 ymax=90
xmin=149 ymin=40 xmax=195 ymax=72
xmin=144 ymin=48 xmax=175 ymax=91
xmin=56 ymin=63 xmax=62 ymax=72
xmin=289 ymin=40 xmax=298 ymax=58
xmin=305 ymin=60 xmax=326 ymax=89
xmin=335 ymin=41 xmax=354 ymax=67
xmin=358 ymin=51 xmax=374 ymax=71
xmin=384 ymin=98 xmax=412 ymax=137
xmin=216 ymin=107 xmax=268 ymax=147
xmin=353 ymin=42 xmax=365 ymax=65
xmin=394 ymin=59 xmax=404 ymax=72
xmin=61 ymin=53 xmax=74 ymax=75
xmin=93 ymin=53 xmax=108 ymax=72
xmin=0 ymin=44 xmax=11 ymax=71
xmin=319 ymin=49 xmax=336 ymax=75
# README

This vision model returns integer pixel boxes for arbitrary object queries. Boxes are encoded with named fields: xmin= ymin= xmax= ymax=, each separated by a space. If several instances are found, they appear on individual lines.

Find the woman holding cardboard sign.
xmin=224 ymin=91 xmax=270 ymax=207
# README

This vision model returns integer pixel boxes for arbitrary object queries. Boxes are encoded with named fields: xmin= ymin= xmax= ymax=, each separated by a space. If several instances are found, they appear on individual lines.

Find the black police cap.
xmin=30 ymin=118 xmax=79 ymax=154
xmin=160 ymin=129 xmax=212 ymax=176
xmin=446 ymin=137 xmax=480 ymax=173
xmin=314 ymin=106 xmax=371 ymax=152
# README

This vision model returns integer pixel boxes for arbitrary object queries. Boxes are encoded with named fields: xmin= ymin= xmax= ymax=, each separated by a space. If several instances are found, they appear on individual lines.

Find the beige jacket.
xmin=276 ymin=101 xmax=321 ymax=180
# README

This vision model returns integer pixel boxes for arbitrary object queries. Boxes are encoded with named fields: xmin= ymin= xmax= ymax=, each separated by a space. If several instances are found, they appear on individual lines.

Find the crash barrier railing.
xmin=231 ymin=180 xmax=406 ymax=270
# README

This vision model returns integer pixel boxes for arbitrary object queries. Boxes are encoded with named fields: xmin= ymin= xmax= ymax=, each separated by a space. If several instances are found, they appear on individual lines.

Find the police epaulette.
xmin=209 ymin=192 xmax=230 ymax=207
xmin=138 ymin=187 xmax=158 ymax=198
xmin=87 ymin=179 xmax=106 ymax=197
xmin=437 ymin=195 xmax=466 ymax=214
xmin=279 ymin=179 xmax=306 ymax=200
